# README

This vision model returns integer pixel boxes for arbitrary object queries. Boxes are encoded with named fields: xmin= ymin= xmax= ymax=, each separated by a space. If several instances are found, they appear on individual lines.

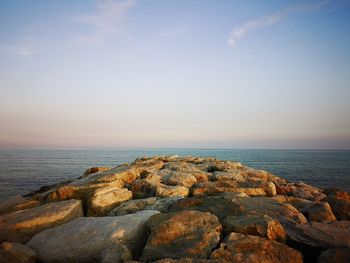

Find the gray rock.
xmin=27 ymin=210 xmax=160 ymax=263
xmin=0 ymin=242 xmax=37 ymax=263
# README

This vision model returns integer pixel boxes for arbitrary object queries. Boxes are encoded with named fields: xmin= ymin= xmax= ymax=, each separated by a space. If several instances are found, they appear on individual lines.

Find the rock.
xmin=0 ymin=196 xmax=40 ymax=215
xmin=0 ymin=199 xmax=83 ymax=243
xmin=210 ymin=232 xmax=303 ymax=263
xmin=265 ymin=182 xmax=277 ymax=197
xmin=326 ymin=191 xmax=350 ymax=220
xmin=317 ymin=248 xmax=350 ymax=263
xmin=306 ymin=201 xmax=336 ymax=223
xmin=163 ymin=161 xmax=209 ymax=182
xmin=27 ymin=210 xmax=160 ymax=263
xmin=171 ymin=195 xmax=307 ymax=225
xmin=212 ymin=171 xmax=245 ymax=182
xmin=131 ymin=175 xmax=161 ymax=199
xmin=80 ymin=167 xmax=140 ymax=185
xmin=108 ymin=197 xmax=183 ymax=216
xmin=154 ymin=259 xmax=216 ymax=263
xmin=161 ymin=171 xmax=197 ymax=188
xmin=156 ymin=185 xmax=189 ymax=198
xmin=140 ymin=210 xmax=221 ymax=261
xmin=291 ymin=182 xmax=326 ymax=201
xmin=0 ymin=196 xmax=25 ymax=214
xmin=0 ymin=242 xmax=37 ymax=263
xmin=168 ymin=195 xmax=244 ymax=221
xmin=191 ymin=181 xmax=266 ymax=197
xmin=230 ymin=196 xmax=308 ymax=224
xmin=83 ymin=166 xmax=111 ymax=177
xmin=46 ymin=180 xmax=125 ymax=203
xmin=284 ymin=220 xmax=350 ymax=249
xmin=87 ymin=187 xmax=132 ymax=216
xmin=100 ymin=243 xmax=133 ymax=263
xmin=222 ymin=214 xmax=286 ymax=242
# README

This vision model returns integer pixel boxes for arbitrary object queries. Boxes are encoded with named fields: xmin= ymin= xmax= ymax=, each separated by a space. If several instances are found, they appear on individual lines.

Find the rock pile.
xmin=0 ymin=156 xmax=349 ymax=263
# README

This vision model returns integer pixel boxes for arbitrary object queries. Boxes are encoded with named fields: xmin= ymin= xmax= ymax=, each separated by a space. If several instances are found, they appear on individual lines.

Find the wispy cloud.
xmin=228 ymin=0 xmax=330 ymax=48
xmin=1 ymin=44 xmax=34 ymax=56
xmin=72 ymin=0 xmax=136 ymax=46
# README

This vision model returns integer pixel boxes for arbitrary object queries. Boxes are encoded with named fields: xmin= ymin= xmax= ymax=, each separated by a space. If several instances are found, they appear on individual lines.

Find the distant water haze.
xmin=0 ymin=0 xmax=349 ymax=149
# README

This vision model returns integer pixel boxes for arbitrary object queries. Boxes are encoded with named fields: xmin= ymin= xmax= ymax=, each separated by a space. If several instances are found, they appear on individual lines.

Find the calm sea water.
xmin=0 ymin=149 xmax=349 ymax=201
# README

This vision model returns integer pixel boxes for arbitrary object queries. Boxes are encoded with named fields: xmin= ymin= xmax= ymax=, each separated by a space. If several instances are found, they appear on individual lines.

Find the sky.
xmin=0 ymin=0 xmax=349 ymax=149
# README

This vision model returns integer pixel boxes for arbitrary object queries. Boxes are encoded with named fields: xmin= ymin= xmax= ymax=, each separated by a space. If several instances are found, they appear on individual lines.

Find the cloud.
xmin=228 ymin=0 xmax=330 ymax=47
xmin=1 ymin=44 xmax=34 ymax=56
xmin=73 ymin=0 xmax=135 ymax=44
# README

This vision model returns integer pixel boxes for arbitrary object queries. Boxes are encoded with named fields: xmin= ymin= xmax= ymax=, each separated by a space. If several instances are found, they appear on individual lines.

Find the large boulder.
xmin=108 ymin=197 xmax=183 ymax=216
xmin=140 ymin=210 xmax=221 ymax=261
xmin=46 ymin=180 xmax=124 ymax=203
xmin=0 ymin=199 xmax=83 ymax=243
xmin=0 ymin=196 xmax=40 ymax=215
xmin=326 ymin=191 xmax=350 ymax=220
xmin=87 ymin=187 xmax=132 ymax=216
xmin=210 ymin=232 xmax=303 ymax=263
xmin=170 ymin=195 xmax=307 ymax=225
xmin=291 ymin=182 xmax=326 ymax=201
xmin=305 ymin=201 xmax=336 ymax=223
xmin=0 ymin=242 xmax=37 ymax=263
xmin=284 ymin=220 xmax=350 ymax=249
xmin=222 ymin=214 xmax=286 ymax=242
xmin=27 ymin=210 xmax=160 ymax=263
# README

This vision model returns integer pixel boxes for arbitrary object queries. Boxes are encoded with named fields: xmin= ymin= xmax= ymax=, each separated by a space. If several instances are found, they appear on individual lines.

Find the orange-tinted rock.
xmin=140 ymin=210 xmax=221 ymax=261
xmin=211 ymin=232 xmax=303 ymax=263
xmin=0 ymin=199 xmax=83 ymax=243
xmin=223 ymin=214 xmax=286 ymax=242
xmin=87 ymin=187 xmax=132 ymax=216
xmin=326 ymin=191 xmax=350 ymax=220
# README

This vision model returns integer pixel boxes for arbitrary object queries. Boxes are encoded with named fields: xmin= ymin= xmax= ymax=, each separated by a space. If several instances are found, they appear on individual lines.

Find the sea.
xmin=0 ymin=149 xmax=349 ymax=201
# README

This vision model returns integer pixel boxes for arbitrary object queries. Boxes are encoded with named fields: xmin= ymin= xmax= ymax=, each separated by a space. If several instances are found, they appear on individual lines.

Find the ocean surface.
xmin=0 ymin=149 xmax=349 ymax=201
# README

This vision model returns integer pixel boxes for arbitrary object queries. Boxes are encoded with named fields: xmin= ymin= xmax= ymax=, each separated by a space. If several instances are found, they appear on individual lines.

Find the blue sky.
xmin=0 ymin=0 xmax=349 ymax=149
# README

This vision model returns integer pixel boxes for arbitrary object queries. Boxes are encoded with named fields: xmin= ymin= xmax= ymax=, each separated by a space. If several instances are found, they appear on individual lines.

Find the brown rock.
xmin=0 ymin=199 xmax=83 ymax=243
xmin=131 ymin=175 xmax=161 ymax=199
xmin=155 ymin=185 xmax=189 ymax=198
xmin=161 ymin=171 xmax=197 ymax=188
xmin=0 ymin=242 xmax=37 ymax=263
xmin=46 ymin=180 xmax=124 ymax=203
xmin=83 ymin=166 xmax=111 ymax=177
xmin=191 ymin=181 xmax=265 ymax=197
xmin=0 ymin=196 xmax=40 ymax=215
xmin=140 ymin=210 xmax=222 ymax=261
xmin=211 ymin=232 xmax=303 ymax=263
xmin=87 ymin=187 xmax=132 ymax=216
xmin=265 ymin=182 xmax=277 ymax=197
xmin=317 ymin=248 xmax=350 ymax=263
xmin=222 ymin=214 xmax=286 ymax=242
xmin=291 ymin=182 xmax=326 ymax=201
xmin=284 ymin=220 xmax=350 ymax=249
xmin=306 ymin=201 xmax=336 ymax=223
xmin=327 ymin=191 xmax=350 ymax=220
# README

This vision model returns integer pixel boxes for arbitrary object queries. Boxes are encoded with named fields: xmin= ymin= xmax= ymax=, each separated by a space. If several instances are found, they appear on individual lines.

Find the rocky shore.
xmin=0 ymin=156 xmax=349 ymax=263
